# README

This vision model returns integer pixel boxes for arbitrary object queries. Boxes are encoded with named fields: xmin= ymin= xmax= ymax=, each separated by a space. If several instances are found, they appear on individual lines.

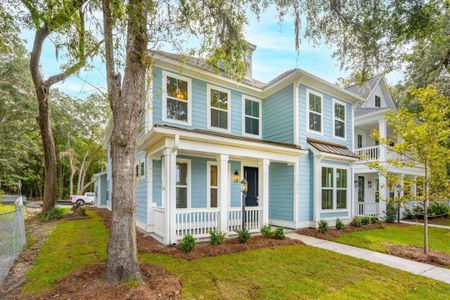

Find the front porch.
xmin=139 ymin=125 xmax=305 ymax=244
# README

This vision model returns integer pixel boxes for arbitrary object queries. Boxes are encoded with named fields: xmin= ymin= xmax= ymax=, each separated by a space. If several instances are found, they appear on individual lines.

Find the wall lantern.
xmin=233 ymin=170 xmax=240 ymax=183
xmin=368 ymin=181 xmax=372 ymax=188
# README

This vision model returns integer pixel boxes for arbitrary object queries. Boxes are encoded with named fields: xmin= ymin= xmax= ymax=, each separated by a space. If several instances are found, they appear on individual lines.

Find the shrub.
xmin=236 ymin=228 xmax=251 ymax=244
xmin=350 ymin=216 xmax=362 ymax=227
xmin=41 ymin=207 xmax=66 ymax=221
xmin=370 ymin=216 xmax=379 ymax=224
xmin=361 ymin=216 xmax=370 ymax=226
xmin=260 ymin=224 xmax=274 ymax=238
xmin=274 ymin=226 xmax=285 ymax=240
xmin=335 ymin=218 xmax=344 ymax=230
xmin=404 ymin=205 xmax=424 ymax=220
xmin=318 ymin=220 xmax=328 ymax=233
xmin=178 ymin=234 xmax=196 ymax=253
xmin=429 ymin=202 xmax=449 ymax=217
xmin=209 ymin=230 xmax=226 ymax=245
xmin=384 ymin=204 xmax=397 ymax=223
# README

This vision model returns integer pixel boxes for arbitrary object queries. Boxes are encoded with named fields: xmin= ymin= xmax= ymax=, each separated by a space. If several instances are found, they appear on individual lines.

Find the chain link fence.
xmin=0 ymin=207 xmax=26 ymax=284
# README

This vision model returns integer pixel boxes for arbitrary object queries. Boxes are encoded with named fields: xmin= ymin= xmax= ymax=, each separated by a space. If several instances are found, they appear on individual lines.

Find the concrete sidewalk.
xmin=401 ymin=220 xmax=450 ymax=229
xmin=286 ymin=233 xmax=450 ymax=284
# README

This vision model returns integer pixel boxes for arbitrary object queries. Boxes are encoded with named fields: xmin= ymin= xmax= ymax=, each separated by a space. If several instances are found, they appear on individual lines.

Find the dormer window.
xmin=375 ymin=95 xmax=381 ymax=107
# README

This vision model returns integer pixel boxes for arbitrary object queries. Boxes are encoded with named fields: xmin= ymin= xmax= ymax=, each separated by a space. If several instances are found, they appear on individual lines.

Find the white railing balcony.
xmin=355 ymin=146 xmax=380 ymax=162
xmin=356 ymin=202 xmax=379 ymax=216
xmin=228 ymin=206 xmax=262 ymax=233
xmin=175 ymin=208 xmax=220 ymax=239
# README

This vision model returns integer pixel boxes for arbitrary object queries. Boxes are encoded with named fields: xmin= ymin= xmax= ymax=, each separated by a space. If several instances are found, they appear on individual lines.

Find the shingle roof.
xmin=345 ymin=75 xmax=383 ymax=100
xmin=307 ymin=138 xmax=357 ymax=158
xmin=154 ymin=124 xmax=303 ymax=150
xmin=151 ymin=50 xmax=267 ymax=88
xmin=354 ymin=107 xmax=390 ymax=118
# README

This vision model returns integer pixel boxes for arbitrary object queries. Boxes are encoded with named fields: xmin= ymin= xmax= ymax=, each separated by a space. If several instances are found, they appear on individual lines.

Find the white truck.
xmin=70 ymin=192 xmax=95 ymax=205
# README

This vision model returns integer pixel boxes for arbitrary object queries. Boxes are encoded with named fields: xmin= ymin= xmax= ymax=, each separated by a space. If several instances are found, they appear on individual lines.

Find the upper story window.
xmin=243 ymin=96 xmax=261 ymax=137
xmin=307 ymin=89 xmax=323 ymax=134
xmin=207 ymin=85 xmax=230 ymax=132
xmin=375 ymin=95 xmax=381 ymax=107
xmin=333 ymin=99 xmax=346 ymax=139
xmin=162 ymin=71 xmax=192 ymax=125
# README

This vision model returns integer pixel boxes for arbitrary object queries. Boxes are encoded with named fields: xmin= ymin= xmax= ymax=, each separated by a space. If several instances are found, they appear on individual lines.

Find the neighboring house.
xmin=104 ymin=45 xmax=419 ymax=245
xmin=93 ymin=172 xmax=109 ymax=208
xmin=347 ymin=75 xmax=424 ymax=217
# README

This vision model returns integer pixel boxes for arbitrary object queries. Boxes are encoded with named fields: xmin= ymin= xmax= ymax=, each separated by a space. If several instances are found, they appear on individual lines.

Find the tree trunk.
xmin=103 ymin=0 xmax=150 ymax=283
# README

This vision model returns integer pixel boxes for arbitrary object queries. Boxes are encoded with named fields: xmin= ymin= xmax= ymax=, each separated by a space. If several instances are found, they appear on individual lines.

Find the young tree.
xmin=20 ymin=0 xmax=100 ymax=212
xmin=369 ymin=86 xmax=449 ymax=254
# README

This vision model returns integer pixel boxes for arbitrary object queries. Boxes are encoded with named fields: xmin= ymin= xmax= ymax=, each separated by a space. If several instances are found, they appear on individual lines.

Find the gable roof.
xmin=345 ymin=75 xmax=383 ymax=99
xmin=307 ymin=138 xmax=358 ymax=158
xmin=355 ymin=107 xmax=390 ymax=118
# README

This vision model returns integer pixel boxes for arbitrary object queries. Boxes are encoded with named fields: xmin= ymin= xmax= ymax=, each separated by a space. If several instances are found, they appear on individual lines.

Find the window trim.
xmin=241 ymin=94 xmax=262 ymax=138
xmin=357 ymin=134 xmax=363 ymax=149
xmin=375 ymin=95 xmax=381 ymax=108
xmin=332 ymin=98 xmax=346 ymax=141
xmin=136 ymin=158 xmax=145 ymax=181
xmin=162 ymin=70 xmax=192 ymax=126
xmin=206 ymin=161 xmax=219 ymax=208
xmin=207 ymin=84 xmax=231 ymax=133
xmin=176 ymin=158 xmax=191 ymax=209
xmin=320 ymin=164 xmax=350 ymax=212
xmin=306 ymin=89 xmax=324 ymax=135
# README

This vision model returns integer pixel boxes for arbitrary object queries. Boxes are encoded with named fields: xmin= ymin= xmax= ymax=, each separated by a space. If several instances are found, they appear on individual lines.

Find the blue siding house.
xmin=105 ymin=45 xmax=365 ymax=244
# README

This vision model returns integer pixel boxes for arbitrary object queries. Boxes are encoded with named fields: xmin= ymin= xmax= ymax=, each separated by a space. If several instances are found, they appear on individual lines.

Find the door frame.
xmin=240 ymin=160 xmax=262 ymax=208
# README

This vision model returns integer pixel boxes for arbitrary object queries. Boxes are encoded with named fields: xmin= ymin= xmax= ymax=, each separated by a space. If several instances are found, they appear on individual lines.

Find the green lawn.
xmin=431 ymin=218 xmax=450 ymax=227
xmin=0 ymin=204 xmax=16 ymax=213
xmin=23 ymin=211 xmax=450 ymax=299
xmin=332 ymin=224 xmax=450 ymax=254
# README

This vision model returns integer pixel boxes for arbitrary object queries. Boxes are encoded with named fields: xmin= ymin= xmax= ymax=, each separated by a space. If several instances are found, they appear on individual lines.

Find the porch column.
xmin=399 ymin=174 xmax=404 ymax=198
xmin=259 ymin=159 xmax=270 ymax=226
xmin=378 ymin=119 xmax=387 ymax=161
xmin=163 ymin=148 xmax=177 ymax=245
xmin=218 ymin=154 xmax=229 ymax=233
xmin=378 ymin=173 xmax=387 ymax=218
xmin=411 ymin=176 xmax=417 ymax=198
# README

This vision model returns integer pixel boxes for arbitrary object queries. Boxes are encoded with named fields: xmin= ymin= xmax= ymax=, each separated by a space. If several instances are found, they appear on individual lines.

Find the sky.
xmin=19 ymin=7 xmax=404 ymax=99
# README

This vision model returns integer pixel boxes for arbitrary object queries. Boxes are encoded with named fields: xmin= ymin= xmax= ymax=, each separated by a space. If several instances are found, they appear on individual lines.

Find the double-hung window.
xmin=163 ymin=72 xmax=191 ymax=124
xmin=307 ymin=90 xmax=322 ymax=133
xmin=207 ymin=162 xmax=218 ymax=208
xmin=208 ymin=85 xmax=230 ymax=131
xmin=321 ymin=166 xmax=348 ymax=210
xmin=243 ymin=96 xmax=261 ymax=137
xmin=333 ymin=99 xmax=346 ymax=139
xmin=176 ymin=160 xmax=190 ymax=209
xmin=375 ymin=95 xmax=381 ymax=107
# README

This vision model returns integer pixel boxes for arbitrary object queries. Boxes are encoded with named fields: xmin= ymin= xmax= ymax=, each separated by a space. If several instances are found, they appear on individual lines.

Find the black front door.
xmin=244 ymin=167 xmax=259 ymax=206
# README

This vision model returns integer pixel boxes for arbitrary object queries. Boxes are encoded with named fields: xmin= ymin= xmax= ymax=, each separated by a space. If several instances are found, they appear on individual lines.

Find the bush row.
xmin=317 ymin=216 xmax=380 ymax=233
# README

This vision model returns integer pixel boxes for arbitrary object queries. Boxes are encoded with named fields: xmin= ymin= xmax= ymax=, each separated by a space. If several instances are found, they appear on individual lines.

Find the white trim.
xmin=332 ymin=98 xmax=347 ymax=141
xmin=146 ymin=156 xmax=153 ymax=227
xmin=162 ymin=70 xmax=192 ymax=126
xmin=306 ymin=88 xmax=324 ymax=135
xmin=293 ymin=81 xmax=300 ymax=145
xmin=175 ymin=158 xmax=191 ymax=209
xmin=241 ymin=94 xmax=262 ymax=138
xmin=206 ymin=161 xmax=219 ymax=208
xmin=207 ymin=84 xmax=231 ymax=133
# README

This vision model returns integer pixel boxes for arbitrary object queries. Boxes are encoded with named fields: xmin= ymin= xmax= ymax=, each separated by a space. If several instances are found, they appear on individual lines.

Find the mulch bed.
xmin=23 ymin=264 xmax=181 ymax=300
xmin=92 ymin=208 xmax=303 ymax=260
xmin=298 ymin=223 xmax=383 ymax=240
xmin=387 ymin=244 xmax=450 ymax=268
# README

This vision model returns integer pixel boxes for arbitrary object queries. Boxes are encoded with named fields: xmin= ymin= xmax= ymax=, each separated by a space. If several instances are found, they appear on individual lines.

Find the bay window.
xmin=307 ymin=90 xmax=322 ymax=133
xmin=321 ymin=166 xmax=348 ymax=210
xmin=208 ymin=85 xmax=230 ymax=131
xmin=333 ymin=99 xmax=346 ymax=139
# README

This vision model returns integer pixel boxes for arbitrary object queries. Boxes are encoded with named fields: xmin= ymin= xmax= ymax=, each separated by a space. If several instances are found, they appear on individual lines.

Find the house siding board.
xmin=152 ymin=67 xmax=257 ymax=137
xmin=262 ymin=84 xmax=294 ymax=144
xmin=269 ymin=162 xmax=294 ymax=221
xmin=298 ymin=152 xmax=313 ymax=221
xmin=152 ymin=159 xmax=162 ymax=207
xmin=230 ymin=161 xmax=241 ymax=207
xmin=135 ymin=151 xmax=147 ymax=224
xmin=298 ymin=85 xmax=353 ymax=149
xmin=320 ymin=211 xmax=349 ymax=219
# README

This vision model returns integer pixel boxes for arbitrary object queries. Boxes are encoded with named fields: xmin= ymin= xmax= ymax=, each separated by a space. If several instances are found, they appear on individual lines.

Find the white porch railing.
xmin=175 ymin=208 xmax=220 ymax=239
xmin=228 ymin=206 xmax=262 ymax=233
xmin=355 ymin=146 xmax=379 ymax=162
xmin=153 ymin=207 xmax=166 ymax=238
xmin=356 ymin=202 xmax=379 ymax=216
